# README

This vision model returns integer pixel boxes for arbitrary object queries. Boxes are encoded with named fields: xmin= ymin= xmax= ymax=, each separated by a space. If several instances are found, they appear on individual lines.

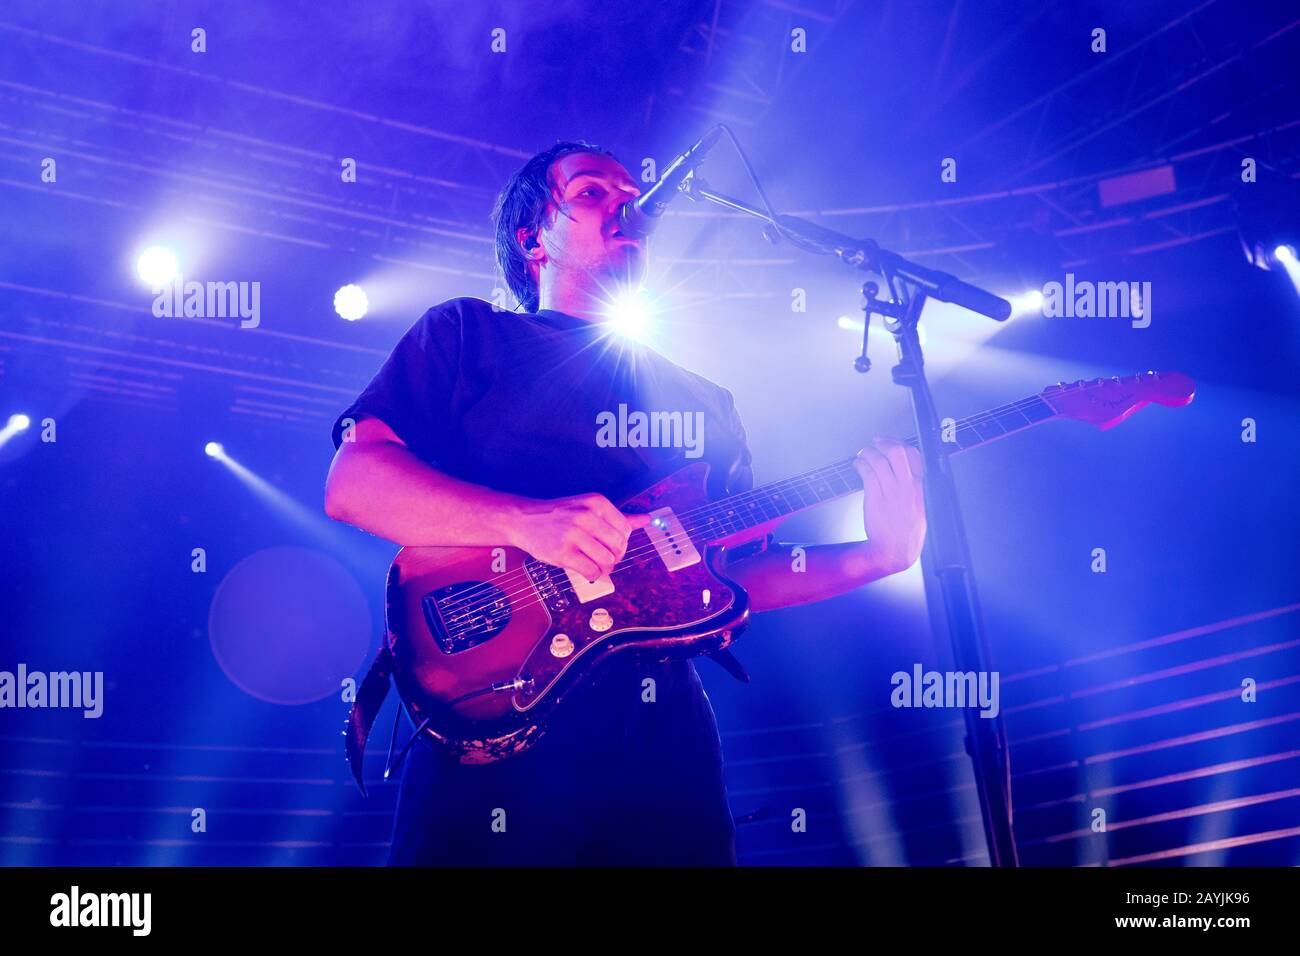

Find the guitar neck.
xmin=680 ymin=393 xmax=1060 ymax=543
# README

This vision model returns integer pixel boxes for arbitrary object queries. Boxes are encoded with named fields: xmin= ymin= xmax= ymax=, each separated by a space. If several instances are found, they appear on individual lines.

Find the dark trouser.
xmin=386 ymin=663 xmax=737 ymax=866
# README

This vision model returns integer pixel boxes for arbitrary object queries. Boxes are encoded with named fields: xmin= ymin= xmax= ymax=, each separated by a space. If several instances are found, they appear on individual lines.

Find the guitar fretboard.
xmin=677 ymin=393 xmax=1059 ymax=544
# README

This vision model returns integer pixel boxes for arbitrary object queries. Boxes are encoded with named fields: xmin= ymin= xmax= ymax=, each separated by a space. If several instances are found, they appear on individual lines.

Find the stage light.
xmin=1273 ymin=243 xmax=1300 ymax=297
xmin=605 ymin=290 xmax=653 ymax=341
xmin=1008 ymin=289 xmax=1044 ymax=317
xmin=136 ymin=246 xmax=179 ymax=287
xmin=334 ymin=284 xmax=369 ymax=321
xmin=0 ymin=413 xmax=32 ymax=451
xmin=205 ymin=444 xmax=344 ymax=549
xmin=1236 ymin=184 xmax=1300 ymax=272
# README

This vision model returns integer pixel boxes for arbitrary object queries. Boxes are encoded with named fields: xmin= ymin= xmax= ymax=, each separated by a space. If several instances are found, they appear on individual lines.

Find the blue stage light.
xmin=1009 ymin=289 xmax=1044 ymax=317
xmin=1273 ymin=244 xmax=1300 ymax=297
xmin=334 ymin=284 xmax=369 ymax=321
xmin=0 ymin=413 xmax=33 ymax=451
xmin=136 ymin=246 xmax=179 ymax=287
xmin=204 ymin=441 xmax=225 ymax=458
xmin=604 ymin=290 xmax=653 ymax=341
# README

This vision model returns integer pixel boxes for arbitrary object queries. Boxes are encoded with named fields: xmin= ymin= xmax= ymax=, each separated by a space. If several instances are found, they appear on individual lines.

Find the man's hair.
xmin=490 ymin=140 xmax=618 ymax=313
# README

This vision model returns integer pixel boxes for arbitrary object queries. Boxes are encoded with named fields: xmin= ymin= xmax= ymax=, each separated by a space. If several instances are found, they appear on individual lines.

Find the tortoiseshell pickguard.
xmin=513 ymin=461 xmax=744 ymax=709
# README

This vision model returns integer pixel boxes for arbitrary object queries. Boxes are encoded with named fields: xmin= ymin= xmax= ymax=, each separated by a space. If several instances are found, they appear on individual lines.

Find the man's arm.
xmin=723 ymin=540 xmax=911 ymax=613
xmin=722 ymin=437 xmax=927 ymax=613
xmin=325 ymin=416 xmax=525 ymax=547
xmin=323 ymin=416 xmax=650 ymax=582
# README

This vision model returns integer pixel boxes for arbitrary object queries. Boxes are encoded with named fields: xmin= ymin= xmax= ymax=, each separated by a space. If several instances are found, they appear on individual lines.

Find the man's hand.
xmin=854 ymin=438 xmax=927 ymax=575
xmin=509 ymin=493 xmax=653 ymax=582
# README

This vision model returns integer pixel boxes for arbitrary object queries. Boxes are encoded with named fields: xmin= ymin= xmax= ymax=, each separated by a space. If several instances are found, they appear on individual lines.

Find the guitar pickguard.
xmin=510 ymin=464 xmax=742 ymax=711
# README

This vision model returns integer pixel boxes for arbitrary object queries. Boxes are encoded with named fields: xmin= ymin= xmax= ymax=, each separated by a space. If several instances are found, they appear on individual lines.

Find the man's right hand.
xmin=508 ymin=493 xmax=653 ymax=583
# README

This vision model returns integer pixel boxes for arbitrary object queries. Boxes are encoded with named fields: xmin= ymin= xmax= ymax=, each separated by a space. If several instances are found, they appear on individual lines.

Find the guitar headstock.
xmin=1040 ymin=370 xmax=1195 ymax=431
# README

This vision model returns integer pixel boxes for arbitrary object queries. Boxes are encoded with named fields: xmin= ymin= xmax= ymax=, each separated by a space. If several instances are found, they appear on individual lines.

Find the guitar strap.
xmin=705 ymin=648 xmax=751 ymax=683
xmin=344 ymin=641 xmax=395 ymax=796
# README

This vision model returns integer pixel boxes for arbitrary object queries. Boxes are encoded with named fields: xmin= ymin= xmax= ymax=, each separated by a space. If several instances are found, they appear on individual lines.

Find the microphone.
xmin=618 ymin=126 xmax=724 ymax=239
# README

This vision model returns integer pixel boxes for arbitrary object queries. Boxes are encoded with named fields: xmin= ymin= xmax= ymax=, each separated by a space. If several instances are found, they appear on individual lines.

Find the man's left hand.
xmin=853 ymin=437 xmax=927 ymax=576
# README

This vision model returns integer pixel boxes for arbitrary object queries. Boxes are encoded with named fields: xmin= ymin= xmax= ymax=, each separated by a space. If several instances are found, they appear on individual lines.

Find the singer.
xmin=323 ymin=139 xmax=927 ymax=866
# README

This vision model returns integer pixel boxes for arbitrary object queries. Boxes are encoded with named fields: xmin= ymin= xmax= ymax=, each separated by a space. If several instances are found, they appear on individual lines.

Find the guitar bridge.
xmin=645 ymin=506 xmax=701 ymax=572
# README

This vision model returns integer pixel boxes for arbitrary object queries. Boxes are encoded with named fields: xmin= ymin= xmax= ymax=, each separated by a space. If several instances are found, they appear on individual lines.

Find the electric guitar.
xmin=371 ymin=371 xmax=1195 ymax=767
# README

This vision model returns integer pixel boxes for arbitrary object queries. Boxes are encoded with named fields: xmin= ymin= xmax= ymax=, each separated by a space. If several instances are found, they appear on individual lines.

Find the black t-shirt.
xmin=330 ymin=296 xmax=769 ymax=761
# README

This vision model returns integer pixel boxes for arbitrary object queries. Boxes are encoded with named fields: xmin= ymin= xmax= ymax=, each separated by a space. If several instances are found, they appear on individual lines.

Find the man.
xmin=324 ymin=140 xmax=926 ymax=866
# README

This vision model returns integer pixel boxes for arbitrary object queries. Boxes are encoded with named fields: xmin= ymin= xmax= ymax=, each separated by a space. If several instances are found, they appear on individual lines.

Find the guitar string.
xmin=436 ymin=396 xmax=1055 ymax=630
xmin=438 ymin=458 xmax=866 ymax=636
xmin=438 ymin=413 xmax=1053 ymax=641
xmin=436 ymin=396 xmax=1057 ymax=636
xmin=437 ymin=395 xmax=1056 ymax=632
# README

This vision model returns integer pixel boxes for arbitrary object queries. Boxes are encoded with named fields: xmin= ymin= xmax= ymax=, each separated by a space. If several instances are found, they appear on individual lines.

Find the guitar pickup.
xmin=645 ymin=506 xmax=701 ymax=572
xmin=563 ymin=570 xmax=615 ymax=603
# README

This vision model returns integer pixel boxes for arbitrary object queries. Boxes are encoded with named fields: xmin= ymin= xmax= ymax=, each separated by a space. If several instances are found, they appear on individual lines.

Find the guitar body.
xmin=385 ymin=461 xmax=753 ymax=764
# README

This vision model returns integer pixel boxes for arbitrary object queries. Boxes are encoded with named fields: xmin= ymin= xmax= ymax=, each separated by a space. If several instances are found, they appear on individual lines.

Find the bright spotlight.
xmin=205 ymin=441 xmax=225 ymax=459
xmin=136 ymin=246 xmax=179 ymax=287
xmin=1009 ymin=289 xmax=1044 ymax=317
xmin=0 ymin=413 xmax=32 ymax=450
xmin=334 ymin=284 xmax=369 ymax=321
xmin=1273 ymin=244 xmax=1300 ymax=297
xmin=605 ymin=291 xmax=653 ymax=341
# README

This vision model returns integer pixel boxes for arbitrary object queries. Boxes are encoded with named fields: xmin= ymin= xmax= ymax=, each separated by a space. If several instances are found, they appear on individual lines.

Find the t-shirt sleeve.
xmin=718 ymin=387 xmax=777 ymax=564
xmin=330 ymin=305 xmax=462 ymax=466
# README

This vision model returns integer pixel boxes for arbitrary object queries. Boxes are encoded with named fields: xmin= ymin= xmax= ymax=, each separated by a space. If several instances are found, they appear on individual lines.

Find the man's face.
xmin=523 ymin=151 xmax=647 ymax=300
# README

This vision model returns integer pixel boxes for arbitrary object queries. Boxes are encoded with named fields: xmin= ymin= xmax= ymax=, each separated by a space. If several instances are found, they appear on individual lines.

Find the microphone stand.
xmin=684 ymin=175 xmax=1020 ymax=867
